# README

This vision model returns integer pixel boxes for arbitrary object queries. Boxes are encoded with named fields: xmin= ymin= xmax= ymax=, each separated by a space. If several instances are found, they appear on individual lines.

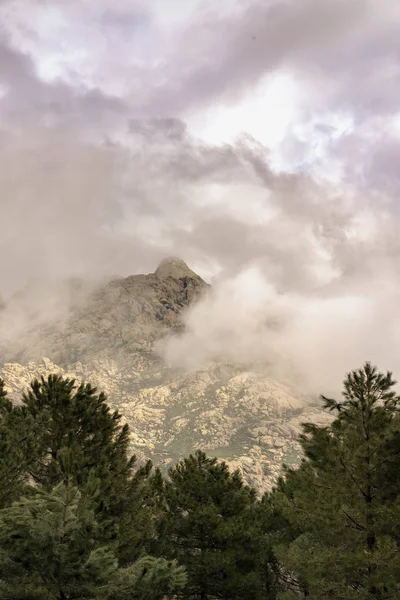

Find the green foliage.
xmin=0 ymin=483 xmax=186 ymax=600
xmin=22 ymin=375 xmax=134 ymax=488
xmin=271 ymin=362 xmax=400 ymax=598
xmin=0 ymin=379 xmax=41 ymax=507
xmin=20 ymin=375 xmax=155 ymax=559
xmin=116 ymin=458 xmax=157 ymax=566
xmin=158 ymin=450 xmax=278 ymax=599
xmin=1 ymin=363 xmax=399 ymax=599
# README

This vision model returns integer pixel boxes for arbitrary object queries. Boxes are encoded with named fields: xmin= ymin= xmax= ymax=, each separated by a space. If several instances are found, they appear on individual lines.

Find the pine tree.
xmin=116 ymin=458 xmax=157 ymax=566
xmin=271 ymin=362 xmax=400 ymax=599
xmin=22 ymin=375 xmax=134 ymax=488
xmin=157 ymin=450 xmax=278 ymax=600
xmin=0 ymin=482 xmax=186 ymax=600
xmin=20 ymin=375 xmax=156 ymax=560
xmin=0 ymin=379 xmax=40 ymax=507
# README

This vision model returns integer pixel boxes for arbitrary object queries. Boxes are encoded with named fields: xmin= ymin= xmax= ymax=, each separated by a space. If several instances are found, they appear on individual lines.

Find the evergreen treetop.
xmin=271 ymin=362 xmax=400 ymax=599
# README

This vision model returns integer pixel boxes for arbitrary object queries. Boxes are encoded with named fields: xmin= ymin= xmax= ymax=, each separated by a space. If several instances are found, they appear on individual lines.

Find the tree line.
xmin=0 ymin=362 xmax=399 ymax=599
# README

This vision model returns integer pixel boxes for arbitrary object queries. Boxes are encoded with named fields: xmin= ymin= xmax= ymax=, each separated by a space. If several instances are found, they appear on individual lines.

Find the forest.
xmin=0 ymin=362 xmax=399 ymax=599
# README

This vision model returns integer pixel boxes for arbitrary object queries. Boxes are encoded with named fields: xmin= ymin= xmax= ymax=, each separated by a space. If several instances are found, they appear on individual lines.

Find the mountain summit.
xmin=155 ymin=257 xmax=201 ymax=281
xmin=0 ymin=258 xmax=209 ymax=366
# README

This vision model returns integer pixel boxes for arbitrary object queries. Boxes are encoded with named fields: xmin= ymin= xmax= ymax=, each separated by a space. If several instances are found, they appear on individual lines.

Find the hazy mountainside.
xmin=0 ymin=258 xmax=330 ymax=491
xmin=0 ymin=258 xmax=207 ymax=366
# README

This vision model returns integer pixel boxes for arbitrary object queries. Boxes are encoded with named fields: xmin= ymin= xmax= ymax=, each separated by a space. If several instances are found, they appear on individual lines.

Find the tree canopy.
xmin=0 ymin=362 xmax=399 ymax=599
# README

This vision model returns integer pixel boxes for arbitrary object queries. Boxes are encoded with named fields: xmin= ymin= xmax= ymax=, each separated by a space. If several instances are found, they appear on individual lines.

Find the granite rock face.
xmin=0 ymin=259 xmax=330 ymax=493
xmin=0 ymin=258 xmax=209 ymax=366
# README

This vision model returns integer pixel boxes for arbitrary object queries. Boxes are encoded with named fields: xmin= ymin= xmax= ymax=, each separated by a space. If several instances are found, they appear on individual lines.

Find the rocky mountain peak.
xmin=154 ymin=257 xmax=202 ymax=282
xmin=0 ymin=259 xmax=210 ymax=367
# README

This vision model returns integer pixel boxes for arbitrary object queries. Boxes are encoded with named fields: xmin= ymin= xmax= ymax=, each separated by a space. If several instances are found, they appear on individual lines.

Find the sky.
xmin=2 ymin=0 xmax=400 ymax=392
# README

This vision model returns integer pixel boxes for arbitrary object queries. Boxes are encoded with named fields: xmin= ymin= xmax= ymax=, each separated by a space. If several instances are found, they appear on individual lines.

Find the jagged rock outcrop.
xmin=0 ymin=259 xmax=330 ymax=492
xmin=0 ymin=258 xmax=209 ymax=366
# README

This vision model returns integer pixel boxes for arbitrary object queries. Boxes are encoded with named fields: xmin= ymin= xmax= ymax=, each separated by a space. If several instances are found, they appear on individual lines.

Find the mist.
xmin=163 ymin=265 xmax=400 ymax=396
xmin=2 ymin=0 xmax=400 ymax=394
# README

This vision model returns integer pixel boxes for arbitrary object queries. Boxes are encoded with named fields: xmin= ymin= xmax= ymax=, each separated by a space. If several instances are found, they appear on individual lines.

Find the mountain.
xmin=0 ymin=258 xmax=330 ymax=492
xmin=0 ymin=257 xmax=208 ymax=366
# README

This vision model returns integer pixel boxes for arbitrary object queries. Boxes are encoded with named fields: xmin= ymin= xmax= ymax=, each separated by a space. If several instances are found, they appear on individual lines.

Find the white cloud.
xmin=188 ymin=72 xmax=300 ymax=151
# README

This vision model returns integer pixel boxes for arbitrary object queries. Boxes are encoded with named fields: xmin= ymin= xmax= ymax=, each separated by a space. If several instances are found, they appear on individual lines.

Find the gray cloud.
xmin=132 ymin=0 xmax=400 ymax=120
xmin=4 ymin=0 xmax=399 ymax=121
xmin=2 ymin=1 xmax=400 ymax=394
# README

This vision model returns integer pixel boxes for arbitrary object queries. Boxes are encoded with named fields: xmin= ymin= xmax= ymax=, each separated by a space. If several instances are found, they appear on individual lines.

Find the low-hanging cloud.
xmin=162 ymin=264 xmax=400 ymax=396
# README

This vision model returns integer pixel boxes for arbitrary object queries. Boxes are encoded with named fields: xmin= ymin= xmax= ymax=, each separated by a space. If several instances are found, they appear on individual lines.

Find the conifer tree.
xmin=22 ymin=375 xmax=133 ymax=488
xmin=0 ymin=482 xmax=186 ymax=600
xmin=271 ymin=362 xmax=400 ymax=599
xmin=157 ymin=450 xmax=278 ymax=600
xmin=20 ymin=375 xmax=155 ymax=560
xmin=0 ymin=379 xmax=40 ymax=507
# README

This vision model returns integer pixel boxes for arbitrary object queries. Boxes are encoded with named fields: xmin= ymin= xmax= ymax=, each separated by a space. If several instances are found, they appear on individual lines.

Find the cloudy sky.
xmin=2 ymin=0 xmax=400 ymax=390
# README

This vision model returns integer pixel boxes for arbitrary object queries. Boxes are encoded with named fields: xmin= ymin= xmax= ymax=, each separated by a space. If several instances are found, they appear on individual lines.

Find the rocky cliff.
xmin=0 ymin=259 xmax=330 ymax=492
